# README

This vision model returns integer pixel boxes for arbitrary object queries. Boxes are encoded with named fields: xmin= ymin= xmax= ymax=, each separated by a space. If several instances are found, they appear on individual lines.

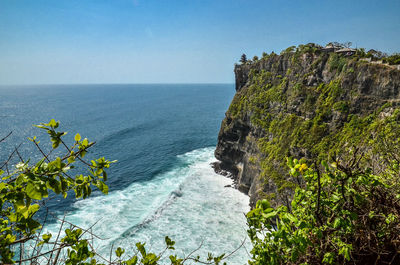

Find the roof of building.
xmin=336 ymin=48 xmax=356 ymax=53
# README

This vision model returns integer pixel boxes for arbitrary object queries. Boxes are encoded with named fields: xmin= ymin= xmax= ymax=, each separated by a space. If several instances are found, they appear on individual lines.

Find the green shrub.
xmin=333 ymin=101 xmax=350 ymax=113
xmin=281 ymin=46 xmax=296 ymax=54
xmin=383 ymin=53 xmax=400 ymax=65
xmin=247 ymin=158 xmax=400 ymax=265
xmin=328 ymin=54 xmax=347 ymax=72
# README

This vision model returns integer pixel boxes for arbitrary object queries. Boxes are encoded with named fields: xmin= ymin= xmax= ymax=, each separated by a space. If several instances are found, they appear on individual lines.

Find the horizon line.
xmin=0 ymin=82 xmax=235 ymax=87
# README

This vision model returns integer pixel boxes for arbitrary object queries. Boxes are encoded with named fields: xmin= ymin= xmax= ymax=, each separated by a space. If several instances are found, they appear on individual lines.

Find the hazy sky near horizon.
xmin=1 ymin=0 xmax=399 ymax=85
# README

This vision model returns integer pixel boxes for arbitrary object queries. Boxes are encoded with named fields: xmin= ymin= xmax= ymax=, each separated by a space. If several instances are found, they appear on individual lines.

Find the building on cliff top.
xmin=321 ymin=44 xmax=336 ymax=52
xmin=335 ymin=47 xmax=356 ymax=56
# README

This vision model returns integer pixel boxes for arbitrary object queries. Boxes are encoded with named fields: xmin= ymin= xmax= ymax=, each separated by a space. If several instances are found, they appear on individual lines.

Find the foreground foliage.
xmin=0 ymin=120 xmax=114 ymax=263
xmin=0 ymin=120 xmax=230 ymax=265
xmin=247 ymin=158 xmax=400 ymax=264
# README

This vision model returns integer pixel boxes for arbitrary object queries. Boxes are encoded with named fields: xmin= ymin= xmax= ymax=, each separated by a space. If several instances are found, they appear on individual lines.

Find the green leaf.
xmin=165 ymin=236 xmax=175 ymax=249
xmin=125 ymin=256 xmax=138 ymax=265
xmin=262 ymin=211 xmax=277 ymax=219
xmin=115 ymin=247 xmax=125 ymax=258
xmin=287 ymin=157 xmax=294 ymax=168
xmin=322 ymin=252 xmax=335 ymax=264
xmin=42 ymin=233 xmax=52 ymax=242
xmin=339 ymin=245 xmax=351 ymax=261
xmin=33 ymin=125 xmax=46 ymax=129
xmin=19 ymin=206 xmax=29 ymax=219
xmin=333 ymin=218 xmax=341 ymax=228
xmin=136 ymin=242 xmax=146 ymax=257
xmin=38 ymin=233 xmax=52 ymax=245
xmin=16 ymin=174 xmax=26 ymax=186
xmin=321 ymin=160 xmax=329 ymax=169
xmin=28 ymin=204 xmax=40 ymax=215
xmin=260 ymin=199 xmax=270 ymax=210
xmin=49 ymin=119 xmax=59 ymax=128
xmin=285 ymin=213 xmax=297 ymax=223
xmin=25 ymin=182 xmax=43 ymax=200
xmin=75 ymin=133 xmax=81 ymax=142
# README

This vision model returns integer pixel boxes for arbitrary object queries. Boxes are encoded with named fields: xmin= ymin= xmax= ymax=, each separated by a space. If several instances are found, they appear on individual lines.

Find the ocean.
xmin=0 ymin=84 xmax=250 ymax=264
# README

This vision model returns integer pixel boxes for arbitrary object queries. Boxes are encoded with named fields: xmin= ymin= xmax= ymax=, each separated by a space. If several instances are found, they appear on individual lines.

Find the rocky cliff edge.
xmin=214 ymin=44 xmax=400 ymax=207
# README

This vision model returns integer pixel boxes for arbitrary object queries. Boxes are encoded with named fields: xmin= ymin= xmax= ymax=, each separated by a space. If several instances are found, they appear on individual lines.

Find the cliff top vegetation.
xmin=239 ymin=42 xmax=400 ymax=67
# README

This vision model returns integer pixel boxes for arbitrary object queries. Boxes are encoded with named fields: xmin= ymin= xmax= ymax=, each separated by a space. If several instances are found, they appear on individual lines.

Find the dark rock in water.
xmin=237 ymin=183 xmax=250 ymax=194
xmin=214 ymin=44 xmax=400 ymax=208
xmin=224 ymin=184 xmax=232 ymax=188
xmin=211 ymin=161 xmax=235 ymax=178
xmin=171 ymin=190 xmax=183 ymax=197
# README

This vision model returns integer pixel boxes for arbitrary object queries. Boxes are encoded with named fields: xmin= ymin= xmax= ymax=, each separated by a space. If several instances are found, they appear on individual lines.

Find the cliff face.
xmin=215 ymin=46 xmax=400 ymax=207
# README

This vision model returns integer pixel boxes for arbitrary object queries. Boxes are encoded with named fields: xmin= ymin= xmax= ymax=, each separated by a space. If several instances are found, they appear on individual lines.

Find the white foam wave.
xmin=44 ymin=147 xmax=250 ymax=264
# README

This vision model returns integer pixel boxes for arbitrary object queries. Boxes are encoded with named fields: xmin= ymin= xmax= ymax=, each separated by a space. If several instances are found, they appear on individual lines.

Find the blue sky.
xmin=0 ymin=0 xmax=399 ymax=85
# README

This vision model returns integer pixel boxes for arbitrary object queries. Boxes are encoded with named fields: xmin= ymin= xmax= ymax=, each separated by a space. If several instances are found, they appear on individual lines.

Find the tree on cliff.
xmin=0 ymin=120 xmax=231 ymax=265
xmin=240 ymin=54 xmax=247 ymax=64
xmin=343 ymin=41 xmax=352 ymax=48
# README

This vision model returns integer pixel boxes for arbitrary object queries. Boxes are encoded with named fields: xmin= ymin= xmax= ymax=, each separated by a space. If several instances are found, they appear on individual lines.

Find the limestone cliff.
xmin=214 ymin=44 xmax=400 ymax=207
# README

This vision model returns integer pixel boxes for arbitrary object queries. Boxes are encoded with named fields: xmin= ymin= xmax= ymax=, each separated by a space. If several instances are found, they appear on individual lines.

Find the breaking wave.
xmin=44 ymin=147 xmax=250 ymax=264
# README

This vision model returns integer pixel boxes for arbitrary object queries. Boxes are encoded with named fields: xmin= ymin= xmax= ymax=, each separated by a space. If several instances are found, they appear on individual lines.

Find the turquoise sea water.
xmin=0 ymin=84 xmax=250 ymax=264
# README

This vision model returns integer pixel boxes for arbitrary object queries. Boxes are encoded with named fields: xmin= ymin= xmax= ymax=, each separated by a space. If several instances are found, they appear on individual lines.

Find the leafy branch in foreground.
xmin=247 ymin=157 xmax=400 ymax=265
xmin=0 ymin=119 xmax=114 ymax=263
xmin=0 ymin=120 xmax=236 ymax=265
